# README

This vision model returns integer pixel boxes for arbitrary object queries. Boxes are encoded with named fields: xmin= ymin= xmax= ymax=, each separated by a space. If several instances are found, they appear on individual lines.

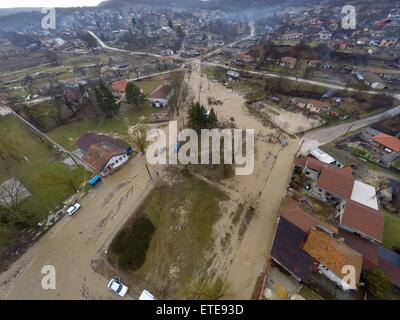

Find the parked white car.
xmin=108 ymin=277 xmax=129 ymax=297
xmin=66 ymin=203 xmax=81 ymax=216
xmin=139 ymin=290 xmax=157 ymax=300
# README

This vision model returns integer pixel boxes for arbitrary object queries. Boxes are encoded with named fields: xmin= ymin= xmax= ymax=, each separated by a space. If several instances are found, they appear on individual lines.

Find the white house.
xmin=318 ymin=30 xmax=333 ymax=40
xmin=82 ymin=143 xmax=129 ymax=176
xmin=148 ymin=85 xmax=174 ymax=108
xmin=227 ymin=70 xmax=240 ymax=79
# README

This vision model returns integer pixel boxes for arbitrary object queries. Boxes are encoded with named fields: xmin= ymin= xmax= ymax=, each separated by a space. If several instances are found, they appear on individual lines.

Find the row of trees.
xmin=188 ymin=102 xmax=218 ymax=132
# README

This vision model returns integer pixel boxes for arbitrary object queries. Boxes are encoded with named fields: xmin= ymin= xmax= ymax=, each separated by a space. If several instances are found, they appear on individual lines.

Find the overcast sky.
xmin=0 ymin=1 xmax=104 ymax=8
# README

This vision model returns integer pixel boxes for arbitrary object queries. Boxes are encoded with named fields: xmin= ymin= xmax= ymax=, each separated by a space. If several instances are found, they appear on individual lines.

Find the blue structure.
xmin=89 ymin=175 xmax=102 ymax=187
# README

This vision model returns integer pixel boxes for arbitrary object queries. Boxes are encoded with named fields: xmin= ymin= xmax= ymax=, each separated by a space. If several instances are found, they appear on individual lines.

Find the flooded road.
xmin=186 ymin=60 xmax=300 ymax=299
xmin=0 ymin=156 xmax=153 ymax=299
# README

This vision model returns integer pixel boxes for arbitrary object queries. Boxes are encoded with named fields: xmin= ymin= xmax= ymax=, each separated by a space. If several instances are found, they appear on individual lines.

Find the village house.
xmin=63 ymin=88 xmax=82 ymax=106
xmin=75 ymin=133 xmax=132 ymax=176
xmin=111 ymin=80 xmax=129 ymax=99
xmin=148 ymin=85 xmax=174 ymax=108
xmin=294 ymin=157 xmax=385 ymax=243
xmin=303 ymin=228 xmax=363 ymax=291
xmin=308 ymin=60 xmax=322 ymax=68
xmin=360 ymin=127 xmax=400 ymax=167
xmin=280 ymin=32 xmax=304 ymax=41
xmin=101 ymin=66 xmax=122 ymax=82
xmin=379 ymin=38 xmax=398 ymax=48
xmin=305 ymin=99 xmax=331 ymax=113
xmin=271 ymin=199 xmax=363 ymax=292
xmin=279 ymin=56 xmax=297 ymax=69
xmin=318 ymin=30 xmax=333 ymax=41
xmin=362 ymin=72 xmax=386 ymax=90
xmin=271 ymin=198 xmax=400 ymax=292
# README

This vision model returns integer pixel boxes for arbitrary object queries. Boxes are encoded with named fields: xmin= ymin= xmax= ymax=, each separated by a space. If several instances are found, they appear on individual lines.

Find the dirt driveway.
xmin=0 ymin=156 xmax=153 ymax=299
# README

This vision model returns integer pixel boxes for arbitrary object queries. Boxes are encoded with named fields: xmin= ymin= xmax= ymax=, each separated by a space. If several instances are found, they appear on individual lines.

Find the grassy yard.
xmin=135 ymin=78 xmax=164 ymax=95
xmin=108 ymin=171 xmax=228 ymax=299
xmin=47 ymin=103 xmax=159 ymax=150
xmin=0 ymin=115 xmax=88 ymax=250
xmin=383 ymin=213 xmax=400 ymax=250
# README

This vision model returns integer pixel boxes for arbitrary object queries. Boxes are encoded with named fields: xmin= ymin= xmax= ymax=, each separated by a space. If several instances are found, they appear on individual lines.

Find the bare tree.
xmin=0 ymin=178 xmax=29 ymax=209
xmin=128 ymin=125 xmax=152 ymax=180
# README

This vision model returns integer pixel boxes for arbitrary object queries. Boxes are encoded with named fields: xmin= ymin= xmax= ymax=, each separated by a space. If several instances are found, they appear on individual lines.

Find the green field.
xmin=0 ymin=115 xmax=88 ymax=250
xmin=383 ymin=213 xmax=400 ymax=250
xmin=135 ymin=78 xmax=164 ymax=95
xmin=47 ymin=103 xmax=159 ymax=150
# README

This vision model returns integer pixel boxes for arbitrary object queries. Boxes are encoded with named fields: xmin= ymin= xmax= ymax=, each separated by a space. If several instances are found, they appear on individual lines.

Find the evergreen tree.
xmin=208 ymin=108 xmax=218 ymax=128
xmin=187 ymin=102 xmax=218 ymax=132
xmin=95 ymin=81 xmax=120 ymax=118
xmin=126 ymin=82 xmax=146 ymax=106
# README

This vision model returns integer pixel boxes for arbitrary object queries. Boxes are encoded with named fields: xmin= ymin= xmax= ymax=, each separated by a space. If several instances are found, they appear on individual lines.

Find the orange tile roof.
xmin=372 ymin=133 xmax=400 ymax=152
xmin=303 ymin=229 xmax=363 ymax=283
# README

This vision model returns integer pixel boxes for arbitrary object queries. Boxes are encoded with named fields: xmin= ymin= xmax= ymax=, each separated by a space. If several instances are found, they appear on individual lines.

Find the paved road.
xmin=202 ymin=21 xmax=256 ymax=59
xmin=300 ymin=105 xmax=400 ymax=153
xmin=127 ymin=66 xmax=185 ymax=82
xmin=86 ymin=31 xmax=162 ymax=58
xmin=203 ymin=62 xmax=400 ymax=101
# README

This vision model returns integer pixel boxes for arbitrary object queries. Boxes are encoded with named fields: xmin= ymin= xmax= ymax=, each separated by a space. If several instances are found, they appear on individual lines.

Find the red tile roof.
xmin=316 ymin=166 xmax=355 ymax=199
xmin=372 ymin=133 xmax=400 ymax=152
xmin=82 ymin=143 xmax=126 ymax=172
xmin=75 ymin=133 xmax=129 ymax=152
xmin=341 ymin=200 xmax=384 ymax=242
xmin=307 ymin=99 xmax=330 ymax=109
xmin=294 ymin=157 xmax=326 ymax=172
xmin=149 ymin=85 xmax=173 ymax=99
xmin=280 ymin=198 xmax=337 ymax=234
xmin=339 ymin=230 xmax=380 ymax=270
xmin=111 ymin=80 xmax=129 ymax=93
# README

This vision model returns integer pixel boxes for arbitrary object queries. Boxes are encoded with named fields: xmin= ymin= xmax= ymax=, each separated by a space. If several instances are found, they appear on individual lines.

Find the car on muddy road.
xmin=66 ymin=203 xmax=81 ymax=216
xmin=108 ymin=277 xmax=129 ymax=297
